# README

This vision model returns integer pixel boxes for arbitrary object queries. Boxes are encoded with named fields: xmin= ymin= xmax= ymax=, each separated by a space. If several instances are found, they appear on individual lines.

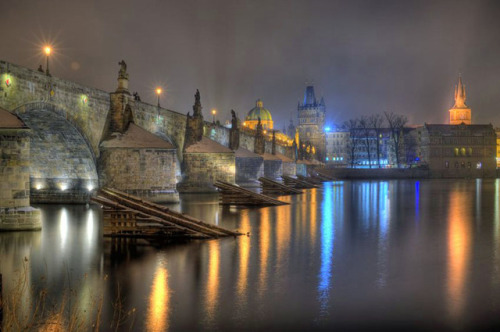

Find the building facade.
xmin=325 ymin=129 xmax=349 ymax=166
xmin=297 ymin=85 xmax=326 ymax=161
xmin=416 ymin=124 xmax=496 ymax=177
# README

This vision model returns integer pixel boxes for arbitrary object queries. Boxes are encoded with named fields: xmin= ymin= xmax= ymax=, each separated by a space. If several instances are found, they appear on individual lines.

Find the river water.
xmin=2 ymin=179 xmax=500 ymax=331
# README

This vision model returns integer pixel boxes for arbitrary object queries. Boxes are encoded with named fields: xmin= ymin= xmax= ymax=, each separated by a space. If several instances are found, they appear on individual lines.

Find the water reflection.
xmin=3 ymin=181 xmax=500 ymax=330
xmin=146 ymin=262 xmax=170 ymax=332
xmin=258 ymin=208 xmax=271 ymax=297
xmin=447 ymin=188 xmax=471 ymax=319
xmin=377 ymin=182 xmax=390 ymax=288
xmin=205 ymin=240 xmax=220 ymax=325
xmin=318 ymin=183 xmax=334 ymax=316
xmin=276 ymin=204 xmax=291 ymax=272
xmin=309 ymin=189 xmax=318 ymax=249
xmin=237 ymin=210 xmax=251 ymax=299
xmin=59 ymin=208 xmax=68 ymax=249
xmin=494 ymin=179 xmax=500 ymax=289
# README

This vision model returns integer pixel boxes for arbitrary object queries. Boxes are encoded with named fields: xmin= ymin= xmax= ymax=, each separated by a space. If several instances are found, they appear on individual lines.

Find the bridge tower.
xmin=297 ymin=85 xmax=326 ymax=161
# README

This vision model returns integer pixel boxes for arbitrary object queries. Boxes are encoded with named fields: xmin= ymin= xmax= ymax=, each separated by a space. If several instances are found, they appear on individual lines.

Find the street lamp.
xmin=211 ymin=109 xmax=216 ymax=123
xmin=44 ymin=46 xmax=52 ymax=76
xmin=156 ymin=87 xmax=162 ymax=107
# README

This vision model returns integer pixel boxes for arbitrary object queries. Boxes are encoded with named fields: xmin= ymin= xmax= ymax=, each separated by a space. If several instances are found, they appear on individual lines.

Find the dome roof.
xmin=246 ymin=99 xmax=273 ymax=122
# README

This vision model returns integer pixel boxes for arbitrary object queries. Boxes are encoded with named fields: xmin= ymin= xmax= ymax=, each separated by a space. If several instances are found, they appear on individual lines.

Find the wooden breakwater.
xmin=214 ymin=181 xmax=288 ymax=206
xmin=92 ymin=188 xmax=241 ymax=240
xmin=258 ymin=177 xmax=302 ymax=195
xmin=282 ymin=175 xmax=319 ymax=189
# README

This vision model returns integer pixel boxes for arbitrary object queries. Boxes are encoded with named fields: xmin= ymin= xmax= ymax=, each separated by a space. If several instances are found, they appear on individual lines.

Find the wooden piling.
xmin=282 ymin=175 xmax=319 ymax=189
xmin=91 ymin=188 xmax=241 ymax=241
xmin=258 ymin=177 xmax=302 ymax=195
xmin=214 ymin=181 xmax=289 ymax=206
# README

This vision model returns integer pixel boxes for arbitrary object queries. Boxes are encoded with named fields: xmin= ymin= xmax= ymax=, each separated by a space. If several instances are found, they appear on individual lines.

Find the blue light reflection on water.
xmin=318 ymin=182 xmax=336 ymax=316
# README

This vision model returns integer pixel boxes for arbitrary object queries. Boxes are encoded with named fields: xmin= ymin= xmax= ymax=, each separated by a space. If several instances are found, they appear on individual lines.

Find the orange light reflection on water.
xmin=258 ymin=208 xmax=271 ymax=296
xmin=146 ymin=266 xmax=170 ymax=332
xmin=237 ymin=210 xmax=251 ymax=298
xmin=447 ymin=189 xmax=471 ymax=319
xmin=205 ymin=240 xmax=220 ymax=323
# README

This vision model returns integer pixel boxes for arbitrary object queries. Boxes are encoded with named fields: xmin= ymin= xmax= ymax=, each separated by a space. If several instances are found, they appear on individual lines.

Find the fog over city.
xmin=1 ymin=0 xmax=500 ymax=127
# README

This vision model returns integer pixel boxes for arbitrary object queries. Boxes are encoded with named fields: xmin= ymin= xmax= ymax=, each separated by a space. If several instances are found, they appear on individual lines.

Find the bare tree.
xmin=359 ymin=115 xmax=373 ymax=168
xmin=368 ymin=114 xmax=385 ymax=168
xmin=384 ymin=112 xmax=408 ymax=168
xmin=342 ymin=118 xmax=361 ymax=168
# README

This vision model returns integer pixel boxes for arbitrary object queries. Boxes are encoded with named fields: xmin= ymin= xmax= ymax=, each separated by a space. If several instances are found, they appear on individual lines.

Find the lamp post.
xmin=212 ymin=109 xmax=216 ymax=123
xmin=156 ymin=87 xmax=162 ymax=107
xmin=44 ymin=46 xmax=51 ymax=76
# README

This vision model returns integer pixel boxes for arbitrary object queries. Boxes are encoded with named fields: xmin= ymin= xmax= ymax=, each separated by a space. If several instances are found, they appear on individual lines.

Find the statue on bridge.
xmin=184 ymin=89 xmax=204 ymax=150
xmin=229 ymin=109 xmax=240 ymax=151
xmin=118 ymin=60 xmax=129 ymax=79
xmin=231 ymin=110 xmax=238 ymax=129
xmin=254 ymin=117 xmax=265 ymax=155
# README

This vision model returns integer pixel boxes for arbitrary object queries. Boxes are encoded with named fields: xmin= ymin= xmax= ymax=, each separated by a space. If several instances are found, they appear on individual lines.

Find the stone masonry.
xmin=0 ymin=109 xmax=41 ymax=230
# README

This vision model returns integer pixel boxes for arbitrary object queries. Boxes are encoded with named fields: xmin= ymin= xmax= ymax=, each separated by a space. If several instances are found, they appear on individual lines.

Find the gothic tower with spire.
xmin=449 ymin=75 xmax=472 ymax=125
xmin=297 ymin=85 xmax=326 ymax=161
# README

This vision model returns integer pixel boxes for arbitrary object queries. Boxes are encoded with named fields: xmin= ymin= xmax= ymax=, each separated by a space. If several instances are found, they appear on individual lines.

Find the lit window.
xmin=477 ymin=162 xmax=482 ymax=169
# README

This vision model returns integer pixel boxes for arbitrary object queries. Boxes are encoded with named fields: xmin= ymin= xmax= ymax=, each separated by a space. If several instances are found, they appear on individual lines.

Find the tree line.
xmin=341 ymin=112 xmax=411 ymax=168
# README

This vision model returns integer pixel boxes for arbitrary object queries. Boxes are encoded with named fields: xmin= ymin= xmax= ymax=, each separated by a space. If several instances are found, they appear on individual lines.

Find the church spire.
xmin=454 ymin=75 xmax=467 ymax=108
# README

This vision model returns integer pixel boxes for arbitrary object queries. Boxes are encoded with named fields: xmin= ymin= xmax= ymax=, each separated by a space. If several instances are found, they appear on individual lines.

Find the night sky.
xmin=1 ymin=0 xmax=500 ymax=129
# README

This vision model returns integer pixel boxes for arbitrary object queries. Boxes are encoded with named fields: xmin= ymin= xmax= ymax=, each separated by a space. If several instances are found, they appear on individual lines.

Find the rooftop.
xmin=184 ymin=136 xmax=233 ymax=153
xmin=101 ymin=123 xmax=175 ymax=149
xmin=0 ymin=107 xmax=29 ymax=129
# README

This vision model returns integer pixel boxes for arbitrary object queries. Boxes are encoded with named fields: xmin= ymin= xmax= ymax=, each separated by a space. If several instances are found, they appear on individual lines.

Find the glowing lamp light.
xmin=59 ymin=183 xmax=68 ymax=191
xmin=87 ymin=184 xmax=94 ymax=191
xmin=44 ymin=46 xmax=52 ymax=56
xmin=81 ymin=95 xmax=88 ymax=104
xmin=325 ymin=126 xmax=331 ymax=132
xmin=5 ymin=76 xmax=11 ymax=87
xmin=35 ymin=183 xmax=43 ymax=190
xmin=156 ymin=87 xmax=162 ymax=95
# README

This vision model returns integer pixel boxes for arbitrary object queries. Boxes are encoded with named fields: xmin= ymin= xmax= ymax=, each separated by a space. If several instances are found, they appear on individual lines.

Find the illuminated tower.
xmin=449 ymin=75 xmax=471 ymax=125
xmin=297 ymin=85 xmax=326 ymax=160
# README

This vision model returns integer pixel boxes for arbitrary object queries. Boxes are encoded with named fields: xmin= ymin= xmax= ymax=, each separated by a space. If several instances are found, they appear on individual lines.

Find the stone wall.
xmin=264 ymin=159 xmax=283 ymax=179
xmin=0 ymin=62 xmax=110 ymax=157
xmin=0 ymin=128 xmax=41 ymax=230
xmin=99 ymin=148 xmax=178 ymax=202
xmin=235 ymin=156 xmax=264 ymax=184
xmin=282 ymin=162 xmax=296 ymax=176
xmin=296 ymin=163 xmax=308 ymax=177
xmin=179 ymin=152 xmax=235 ymax=192
xmin=0 ymin=129 xmax=30 ymax=208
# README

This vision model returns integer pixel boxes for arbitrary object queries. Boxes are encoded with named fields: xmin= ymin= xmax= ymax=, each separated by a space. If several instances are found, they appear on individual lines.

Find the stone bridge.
xmin=0 ymin=60 xmax=299 ymax=207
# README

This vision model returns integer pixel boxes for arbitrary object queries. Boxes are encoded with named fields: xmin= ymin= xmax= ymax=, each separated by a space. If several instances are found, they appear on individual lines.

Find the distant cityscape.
xmin=232 ymin=75 xmax=498 ymax=178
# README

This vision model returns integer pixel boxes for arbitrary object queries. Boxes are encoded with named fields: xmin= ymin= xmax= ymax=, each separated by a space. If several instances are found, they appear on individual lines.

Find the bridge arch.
xmin=13 ymin=102 xmax=98 ymax=203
